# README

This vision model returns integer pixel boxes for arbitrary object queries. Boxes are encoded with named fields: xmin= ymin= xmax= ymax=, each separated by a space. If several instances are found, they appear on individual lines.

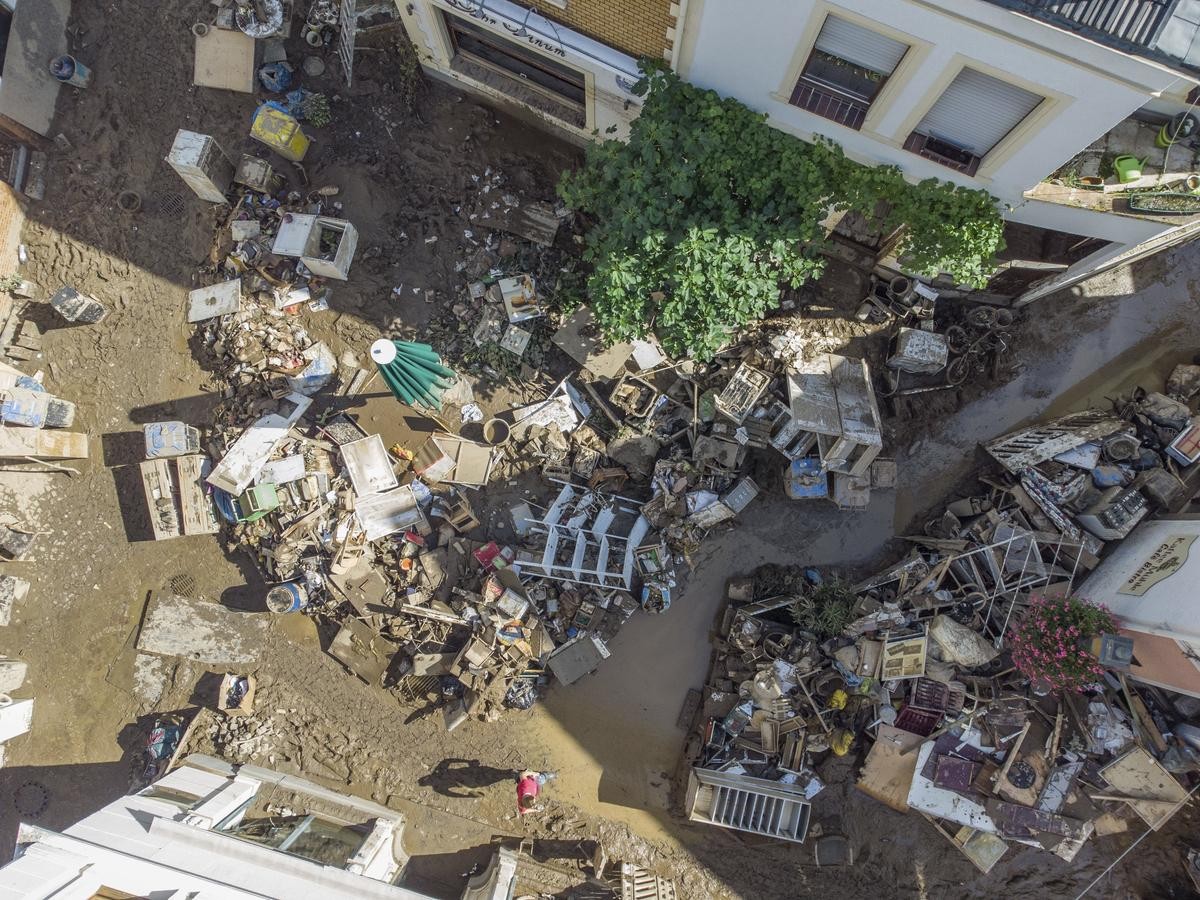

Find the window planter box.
xmin=1126 ymin=192 xmax=1200 ymax=215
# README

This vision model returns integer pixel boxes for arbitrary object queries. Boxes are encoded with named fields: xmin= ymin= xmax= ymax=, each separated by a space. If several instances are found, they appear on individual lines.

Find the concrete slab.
xmin=0 ymin=0 xmax=71 ymax=136
xmin=0 ymin=659 xmax=26 ymax=693
xmin=132 ymin=653 xmax=169 ymax=705
xmin=137 ymin=593 xmax=267 ymax=665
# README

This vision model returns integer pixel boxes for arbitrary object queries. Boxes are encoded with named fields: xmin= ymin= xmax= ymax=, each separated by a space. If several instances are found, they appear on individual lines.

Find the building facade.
xmin=1079 ymin=517 xmax=1200 ymax=699
xmin=397 ymin=0 xmax=681 ymax=141
xmin=674 ymin=0 xmax=1200 ymax=303
xmin=0 ymin=754 xmax=515 ymax=899
xmin=396 ymin=0 xmax=1200 ymax=304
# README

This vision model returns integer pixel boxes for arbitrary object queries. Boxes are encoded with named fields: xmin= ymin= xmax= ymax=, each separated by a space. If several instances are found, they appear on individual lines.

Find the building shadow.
xmin=0 ymin=761 xmax=132 ymax=864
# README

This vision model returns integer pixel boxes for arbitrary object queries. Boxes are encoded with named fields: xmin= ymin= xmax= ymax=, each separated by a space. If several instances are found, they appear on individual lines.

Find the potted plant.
xmin=1008 ymin=594 xmax=1116 ymax=692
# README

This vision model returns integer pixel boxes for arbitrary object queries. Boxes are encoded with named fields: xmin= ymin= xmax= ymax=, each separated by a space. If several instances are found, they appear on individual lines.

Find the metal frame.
xmin=517 ymin=482 xmax=649 ymax=589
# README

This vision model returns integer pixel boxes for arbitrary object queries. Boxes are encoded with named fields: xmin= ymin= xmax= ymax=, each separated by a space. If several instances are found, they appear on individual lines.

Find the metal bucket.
xmin=266 ymin=581 xmax=309 ymax=613
xmin=483 ymin=418 xmax=510 ymax=446
xmin=50 ymin=55 xmax=92 ymax=88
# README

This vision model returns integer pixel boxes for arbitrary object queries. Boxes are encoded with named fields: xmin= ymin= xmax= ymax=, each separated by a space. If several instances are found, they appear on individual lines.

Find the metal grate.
xmin=167 ymin=573 xmax=198 ymax=597
xmin=149 ymin=190 xmax=186 ymax=221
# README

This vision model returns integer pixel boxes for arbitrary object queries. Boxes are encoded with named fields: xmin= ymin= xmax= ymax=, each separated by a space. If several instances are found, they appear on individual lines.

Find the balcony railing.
xmin=789 ymin=76 xmax=869 ymax=131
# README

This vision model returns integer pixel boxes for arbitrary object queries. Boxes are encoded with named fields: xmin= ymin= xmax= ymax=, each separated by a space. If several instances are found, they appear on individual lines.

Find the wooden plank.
xmin=141 ymin=459 xmax=181 ymax=541
xmin=856 ymin=725 xmax=924 ymax=812
xmin=176 ymin=455 xmax=219 ymax=536
xmin=1099 ymin=747 xmax=1190 ymax=830
xmin=0 ymin=428 xmax=88 ymax=459
xmin=472 ymin=199 xmax=560 ymax=247
xmin=1120 ymin=674 xmax=1168 ymax=754
xmin=193 ymin=28 xmax=256 ymax=93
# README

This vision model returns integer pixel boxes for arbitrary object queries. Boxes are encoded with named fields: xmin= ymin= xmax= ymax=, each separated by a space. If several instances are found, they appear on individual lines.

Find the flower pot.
xmin=1078 ymin=176 xmax=1104 ymax=190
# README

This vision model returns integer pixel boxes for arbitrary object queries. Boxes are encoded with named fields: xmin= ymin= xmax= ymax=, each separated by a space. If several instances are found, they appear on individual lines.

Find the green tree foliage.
xmin=558 ymin=63 xmax=1005 ymax=359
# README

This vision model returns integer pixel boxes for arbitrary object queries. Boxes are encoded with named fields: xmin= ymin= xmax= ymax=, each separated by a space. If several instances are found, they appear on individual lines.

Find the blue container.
xmin=785 ymin=457 xmax=830 ymax=500
xmin=50 ymin=55 xmax=92 ymax=88
xmin=266 ymin=581 xmax=309 ymax=613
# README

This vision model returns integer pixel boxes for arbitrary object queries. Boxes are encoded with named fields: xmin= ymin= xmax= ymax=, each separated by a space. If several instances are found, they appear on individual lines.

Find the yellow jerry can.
xmin=250 ymin=104 xmax=310 ymax=162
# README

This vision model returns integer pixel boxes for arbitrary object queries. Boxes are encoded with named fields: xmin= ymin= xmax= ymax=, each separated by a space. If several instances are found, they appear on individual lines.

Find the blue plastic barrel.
xmin=266 ymin=582 xmax=309 ymax=613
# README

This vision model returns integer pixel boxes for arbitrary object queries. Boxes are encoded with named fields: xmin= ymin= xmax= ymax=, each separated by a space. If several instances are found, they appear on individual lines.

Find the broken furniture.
xmin=272 ymin=214 xmax=358 ymax=280
xmin=0 ymin=385 xmax=75 ymax=429
xmin=207 ymin=393 xmax=312 ymax=495
xmin=354 ymin=484 xmax=428 ymax=542
xmin=687 ymin=476 xmax=760 ymax=528
xmin=341 ymin=434 xmax=399 ymax=496
xmin=144 ymin=421 xmax=201 ymax=459
xmin=136 ymin=593 xmax=267 ymax=665
xmin=787 ymin=354 xmax=883 ymax=478
xmin=715 ymin=363 xmax=770 ymax=424
xmin=546 ymin=633 xmax=610 ymax=685
xmin=412 ymin=433 xmax=494 ymax=486
xmin=187 ymin=279 xmax=242 ymax=323
xmin=233 ymin=483 xmax=280 ymax=523
xmin=0 ymin=427 xmax=87 ymax=460
xmin=329 ymin=617 xmax=398 ymax=686
xmin=985 ymin=411 xmax=1126 ymax=474
xmin=166 ymin=129 xmax=235 ymax=204
xmin=685 ymin=767 xmax=812 ymax=843
xmin=516 ymin=483 xmax=650 ymax=590
xmin=140 ymin=455 xmax=220 ymax=541
xmin=551 ymin=306 xmax=635 ymax=379
xmin=250 ymin=102 xmax=311 ymax=161
xmin=234 ymin=155 xmax=285 ymax=195
xmin=496 ymin=274 xmax=542 ymax=323
xmin=0 ymin=575 xmax=29 ymax=626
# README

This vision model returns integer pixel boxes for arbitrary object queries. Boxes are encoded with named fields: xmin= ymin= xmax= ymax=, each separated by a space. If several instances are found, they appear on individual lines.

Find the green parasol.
xmin=370 ymin=338 xmax=456 ymax=410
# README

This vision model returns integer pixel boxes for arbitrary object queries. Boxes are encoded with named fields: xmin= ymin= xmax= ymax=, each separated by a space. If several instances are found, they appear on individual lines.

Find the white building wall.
xmin=676 ymin=0 xmax=1198 ymax=247
xmin=0 ymin=756 xmax=429 ymax=900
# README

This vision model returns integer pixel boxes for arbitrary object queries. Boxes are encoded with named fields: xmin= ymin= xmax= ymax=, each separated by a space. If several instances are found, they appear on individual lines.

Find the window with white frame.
xmin=905 ymin=67 xmax=1044 ymax=175
xmin=789 ymin=14 xmax=909 ymax=130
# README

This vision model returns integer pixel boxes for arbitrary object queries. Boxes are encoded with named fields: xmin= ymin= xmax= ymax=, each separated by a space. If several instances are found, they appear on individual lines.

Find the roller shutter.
xmin=813 ymin=15 xmax=908 ymax=75
xmin=915 ymin=67 xmax=1043 ymax=156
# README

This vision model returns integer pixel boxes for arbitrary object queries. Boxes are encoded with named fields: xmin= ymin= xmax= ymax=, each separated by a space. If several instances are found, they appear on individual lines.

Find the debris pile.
xmin=683 ymin=361 xmax=1200 ymax=866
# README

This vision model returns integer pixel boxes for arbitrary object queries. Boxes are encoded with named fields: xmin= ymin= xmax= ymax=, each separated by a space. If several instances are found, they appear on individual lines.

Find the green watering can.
xmin=1113 ymin=155 xmax=1146 ymax=184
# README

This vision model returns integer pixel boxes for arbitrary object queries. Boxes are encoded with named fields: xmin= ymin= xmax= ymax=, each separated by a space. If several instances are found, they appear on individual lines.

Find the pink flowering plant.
xmin=1008 ymin=594 xmax=1117 ymax=692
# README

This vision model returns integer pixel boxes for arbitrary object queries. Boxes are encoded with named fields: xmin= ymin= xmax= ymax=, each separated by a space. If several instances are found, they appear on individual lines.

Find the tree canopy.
xmin=558 ymin=63 xmax=1005 ymax=359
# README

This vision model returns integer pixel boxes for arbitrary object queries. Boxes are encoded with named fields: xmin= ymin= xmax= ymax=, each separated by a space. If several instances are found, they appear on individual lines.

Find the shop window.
xmin=443 ymin=11 xmax=585 ymax=123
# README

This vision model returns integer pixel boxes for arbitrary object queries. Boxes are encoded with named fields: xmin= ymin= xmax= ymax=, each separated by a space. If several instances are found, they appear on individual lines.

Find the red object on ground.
xmin=517 ymin=773 xmax=540 ymax=814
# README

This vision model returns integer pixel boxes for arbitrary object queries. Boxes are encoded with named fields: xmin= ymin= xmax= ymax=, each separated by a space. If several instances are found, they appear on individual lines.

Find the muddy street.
xmin=0 ymin=2 xmax=1199 ymax=899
